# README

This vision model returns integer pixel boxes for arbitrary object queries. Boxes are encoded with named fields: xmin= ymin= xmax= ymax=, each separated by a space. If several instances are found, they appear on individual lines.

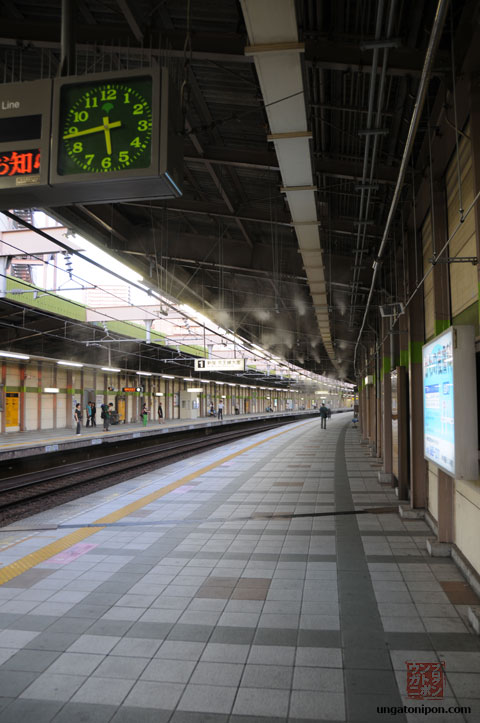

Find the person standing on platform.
xmin=142 ymin=403 xmax=149 ymax=427
xmin=74 ymin=403 xmax=82 ymax=435
xmin=86 ymin=401 xmax=92 ymax=428
xmin=319 ymin=403 xmax=329 ymax=429
xmin=217 ymin=400 xmax=224 ymax=420
xmin=101 ymin=402 xmax=110 ymax=432
xmin=158 ymin=402 xmax=164 ymax=424
xmin=90 ymin=401 xmax=96 ymax=427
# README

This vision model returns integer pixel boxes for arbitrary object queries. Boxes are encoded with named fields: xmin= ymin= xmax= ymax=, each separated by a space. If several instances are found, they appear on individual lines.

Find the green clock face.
xmin=57 ymin=76 xmax=153 ymax=175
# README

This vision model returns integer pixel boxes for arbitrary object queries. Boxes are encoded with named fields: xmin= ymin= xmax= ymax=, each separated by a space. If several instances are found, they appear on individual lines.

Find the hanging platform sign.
xmin=0 ymin=79 xmax=52 ymax=200
xmin=194 ymin=358 xmax=246 ymax=372
xmin=422 ymin=326 xmax=478 ymax=480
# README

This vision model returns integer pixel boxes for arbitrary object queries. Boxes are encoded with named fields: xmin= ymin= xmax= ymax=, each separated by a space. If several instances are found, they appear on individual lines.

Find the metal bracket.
xmin=430 ymin=256 xmax=478 ymax=266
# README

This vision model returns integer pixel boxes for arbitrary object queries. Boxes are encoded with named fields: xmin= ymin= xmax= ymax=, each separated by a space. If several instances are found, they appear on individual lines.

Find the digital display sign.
xmin=422 ymin=326 xmax=478 ymax=480
xmin=423 ymin=328 xmax=454 ymax=474
xmin=0 ymin=149 xmax=40 ymax=178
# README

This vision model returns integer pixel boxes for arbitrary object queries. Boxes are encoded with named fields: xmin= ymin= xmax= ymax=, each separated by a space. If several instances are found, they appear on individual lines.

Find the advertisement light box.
xmin=422 ymin=326 xmax=478 ymax=480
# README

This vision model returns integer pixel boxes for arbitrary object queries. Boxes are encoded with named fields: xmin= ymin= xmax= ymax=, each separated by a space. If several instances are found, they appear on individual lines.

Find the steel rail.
xmin=0 ymin=418 xmax=305 ymax=509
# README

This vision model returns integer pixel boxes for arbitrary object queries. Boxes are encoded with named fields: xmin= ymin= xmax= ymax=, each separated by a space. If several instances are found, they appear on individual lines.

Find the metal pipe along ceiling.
xmin=354 ymin=0 xmax=451 ymax=375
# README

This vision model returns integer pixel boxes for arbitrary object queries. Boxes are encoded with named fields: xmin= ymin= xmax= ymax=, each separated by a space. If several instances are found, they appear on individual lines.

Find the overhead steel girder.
xmin=304 ymin=40 xmax=450 ymax=77
xmin=185 ymin=147 xmax=280 ymax=172
xmin=0 ymin=22 xmax=251 ymax=63
xmin=314 ymin=157 xmax=401 ymax=184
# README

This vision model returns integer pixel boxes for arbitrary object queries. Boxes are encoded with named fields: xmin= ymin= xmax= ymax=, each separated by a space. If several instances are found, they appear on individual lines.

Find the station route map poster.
xmin=422 ymin=328 xmax=454 ymax=475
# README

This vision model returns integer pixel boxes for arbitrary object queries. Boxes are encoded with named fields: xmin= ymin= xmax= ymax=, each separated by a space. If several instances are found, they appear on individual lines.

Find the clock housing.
xmin=49 ymin=67 xmax=183 ymax=203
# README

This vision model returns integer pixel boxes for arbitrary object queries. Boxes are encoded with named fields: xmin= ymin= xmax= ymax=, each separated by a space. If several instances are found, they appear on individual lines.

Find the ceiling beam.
xmin=116 ymin=0 xmax=144 ymax=43
xmin=185 ymin=147 xmax=280 ymax=172
xmin=314 ymin=156 xmax=401 ymax=184
xmin=304 ymin=39 xmax=450 ymax=77
xmin=0 ymin=23 xmax=250 ymax=63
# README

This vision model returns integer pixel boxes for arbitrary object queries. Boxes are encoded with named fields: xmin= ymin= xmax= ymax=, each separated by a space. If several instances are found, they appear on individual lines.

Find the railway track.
xmin=0 ymin=417 xmax=309 ymax=519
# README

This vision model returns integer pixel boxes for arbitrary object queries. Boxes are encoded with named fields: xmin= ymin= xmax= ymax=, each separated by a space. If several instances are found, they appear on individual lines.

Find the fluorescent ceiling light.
xmin=187 ymin=388 xmax=202 ymax=392
xmin=137 ymin=371 xmax=152 ymax=376
xmin=162 ymin=374 xmax=175 ymax=379
xmin=183 ymin=377 xmax=195 ymax=381
xmin=102 ymin=367 xmax=121 ymax=372
xmin=155 ymin=392 xmax=164 ymax=396
xmin=57 ymin=360 xmax=83 ymax=367
xmin=215 ymin=381 xmax=224 ymax=385
xmin=199 ymin=379 xmax=209 ymax=383
xmin=44 ymin=387 xmax=59 ymax=393
xmin=0 ymin=351 xmax=30 ymax=360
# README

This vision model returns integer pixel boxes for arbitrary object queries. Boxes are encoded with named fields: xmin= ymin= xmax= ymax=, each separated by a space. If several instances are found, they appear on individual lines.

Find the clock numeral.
xmin=133 ymin=103 xmax=144 ymax=115
xmin=137 ymin=120 xmax=149 ymax=131
xmin=68 ymin=126 xmax=78 ymax=135
xmin=73 ymin=110 xmax=89 ymax=123
xmin=124 ymin=92 xmax=130 ymax=103
xmin=101 ymin=88 xmax=117 ymax=101
xmin=85 ymin=96 xmax=98 ymax=109
xmin=119 ymin=151 xmax=129 ymax=163
xmin=130 ymin=137 xmax=141 ymax=148
xmin=73 ymin=142 xmax=83 ymax=153
xmin=101 ymin=157 xmax=112 ymax=169
xmin=85 ymin=154 xmax=94 ymax=166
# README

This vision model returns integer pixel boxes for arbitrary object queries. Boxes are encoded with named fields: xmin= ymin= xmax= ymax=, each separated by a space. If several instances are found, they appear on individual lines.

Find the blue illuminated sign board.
xmin=422 ymin=326 xmax=478 ymax=480
xmin=422 ymin=329 xmax=454 ymax=474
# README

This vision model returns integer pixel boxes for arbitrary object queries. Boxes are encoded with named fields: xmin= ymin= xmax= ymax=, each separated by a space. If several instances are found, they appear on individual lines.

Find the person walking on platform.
xmin=74 ymin=403 xmax=82 ymax=435
xmin=86 ymin=401 xmax=92 ymax=428
xmin=142 ymin=403 xmax=149 ymax=427
xmin=158 ymin=402 xmax=164 ymax=424
xmin=319 ymin=403 xmax=328 ymax=429
xmin=90 ymin=401 xmax=96 ymax=427
xmin=217 ymin=400 xmax=224 ymax=420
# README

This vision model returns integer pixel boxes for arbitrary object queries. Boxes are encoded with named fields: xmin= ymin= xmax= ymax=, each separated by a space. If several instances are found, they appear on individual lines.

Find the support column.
xmin=19 ymin=363 xmax=26 ymax=432
xmin=1 ymin=362 xmax=6 ymax=434
xmin=471 ymin=73 xmax=480 ymax=294
xmin=66 ymin=369 xmax=73 ymax=429
xmin=52 ymin=364 xmax=57 ymax=429
xmin=407 ymin=230 xmax=428 ymax=508
xmin=431 ymin=175 xmax=453 ymax=542
xmin=432 ymin=180 xmax=451 ymax=334
xmin=37 ymin=362 xmax=42 ymax=431
xmin=397 ymin=312 xmax=410 ymax=501
xmin=437 ymin=470 xmax=455 ymax=542
xmin=380 ymin=319 xmax=393 ymax=482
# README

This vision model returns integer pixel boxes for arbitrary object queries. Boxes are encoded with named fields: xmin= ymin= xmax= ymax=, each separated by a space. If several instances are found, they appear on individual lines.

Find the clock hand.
xmin=103 ymin=116 xmax=112 ymax=155
xmin=62 ymin=120 xmax=122 ymax=140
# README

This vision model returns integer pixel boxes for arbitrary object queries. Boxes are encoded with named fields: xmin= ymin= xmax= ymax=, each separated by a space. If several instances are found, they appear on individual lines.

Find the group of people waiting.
xmin=74 ymin=401 xmax=116 ymax=434
xmin=141 ymin=403 xmax=164 ymax=426
xmin=208 ymin=401 xmax=224 ymax=419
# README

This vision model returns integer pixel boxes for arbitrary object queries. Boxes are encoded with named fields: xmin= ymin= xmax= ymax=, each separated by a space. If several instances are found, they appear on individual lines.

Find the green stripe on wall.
xmin=409 ymin=341 xmax=423 ymax=365
xmin=399 ymin=349 xmax=409 ymax=367
xmin=435 ymin=318 xmax=450 ymax=335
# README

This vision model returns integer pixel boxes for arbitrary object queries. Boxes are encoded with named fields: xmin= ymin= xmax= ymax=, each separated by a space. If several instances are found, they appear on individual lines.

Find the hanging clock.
xmin=57 ymin=75 xmax=153 ymax=175
xmin=48 ymin=67 xmax=183 ymax=203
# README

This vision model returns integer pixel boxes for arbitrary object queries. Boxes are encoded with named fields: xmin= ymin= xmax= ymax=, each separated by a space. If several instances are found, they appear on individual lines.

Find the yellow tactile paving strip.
xmin=0 ymin=419 xmax=316 ymax=586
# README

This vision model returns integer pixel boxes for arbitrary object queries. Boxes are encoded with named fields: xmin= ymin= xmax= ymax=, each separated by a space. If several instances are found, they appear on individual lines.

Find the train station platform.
xmin=0 ymin=414 xmax=478 ymax=722
xmin=0 ymin=410 xmax=323 ymax=462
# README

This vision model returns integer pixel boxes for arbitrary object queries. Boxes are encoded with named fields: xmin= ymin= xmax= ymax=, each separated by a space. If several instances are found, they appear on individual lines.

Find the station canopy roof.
xmin=0 ymin=0 xmax=477 ymax=381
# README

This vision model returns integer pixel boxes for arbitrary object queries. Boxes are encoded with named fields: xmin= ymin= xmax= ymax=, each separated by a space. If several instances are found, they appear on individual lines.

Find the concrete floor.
xmin=0 ymin=415 xmax=478 ymax=722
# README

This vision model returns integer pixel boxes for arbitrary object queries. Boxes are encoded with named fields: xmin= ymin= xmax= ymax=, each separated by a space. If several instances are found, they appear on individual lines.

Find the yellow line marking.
xmin=0 ymin=419 xmax=316 ymax=586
